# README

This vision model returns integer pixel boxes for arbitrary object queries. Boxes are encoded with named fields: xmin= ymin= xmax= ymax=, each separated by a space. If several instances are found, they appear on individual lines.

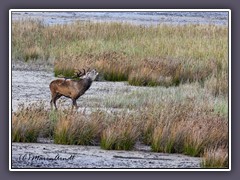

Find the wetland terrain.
xmin=11 ymin=11 xmax=229 ymax=169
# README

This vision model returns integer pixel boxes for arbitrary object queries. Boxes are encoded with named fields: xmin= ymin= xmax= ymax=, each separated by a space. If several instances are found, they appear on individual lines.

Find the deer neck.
xmin=81 ymin=78 xmax=93 ymax=90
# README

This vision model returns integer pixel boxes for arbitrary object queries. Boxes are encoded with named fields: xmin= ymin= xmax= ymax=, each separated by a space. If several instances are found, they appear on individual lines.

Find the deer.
xmin=49 ymin=68 xmax=98 ymax=110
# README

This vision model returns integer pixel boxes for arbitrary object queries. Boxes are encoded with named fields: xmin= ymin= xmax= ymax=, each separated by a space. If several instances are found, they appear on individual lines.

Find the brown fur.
xmin=49 ymin=78 xmax=93 ymax=110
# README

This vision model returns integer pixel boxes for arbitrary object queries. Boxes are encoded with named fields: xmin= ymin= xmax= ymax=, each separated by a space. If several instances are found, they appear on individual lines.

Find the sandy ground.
xmin=11 ymin=65 xmax=201 ymax=169
xmin=12 ymin=142 xmax=200 ymax=169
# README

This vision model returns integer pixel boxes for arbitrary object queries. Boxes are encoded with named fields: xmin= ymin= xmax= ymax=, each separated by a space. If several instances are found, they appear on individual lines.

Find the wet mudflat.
xmin=12 ymin=142 xmax=200 ymax=169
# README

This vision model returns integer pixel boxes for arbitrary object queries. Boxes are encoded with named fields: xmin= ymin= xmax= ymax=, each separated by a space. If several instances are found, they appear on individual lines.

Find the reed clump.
xmin=54 ymin=111 xmax=106 ymax=145
xmin=12 ymin=103 xmax=49 ymax=142
xmin=137 ymin=98 xmax=228 ymax=158
xmin=100 ymin=114 xmax=140 ymax=150
xmin=201 ymin=147 xmax=228 ymax=168
xmin=96 ymin=52 xmax=130 ymax=81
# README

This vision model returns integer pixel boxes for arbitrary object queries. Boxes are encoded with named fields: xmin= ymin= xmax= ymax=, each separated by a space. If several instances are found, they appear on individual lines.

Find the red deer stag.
xmin=49 ymin=68 xmax=98 ymax=110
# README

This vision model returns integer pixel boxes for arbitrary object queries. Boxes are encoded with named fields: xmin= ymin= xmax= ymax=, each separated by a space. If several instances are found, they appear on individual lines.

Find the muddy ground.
xmin=12 ymin=142 xmax=200 ymax=169
xmin=11 ymin=63 xmax=201 ymax=169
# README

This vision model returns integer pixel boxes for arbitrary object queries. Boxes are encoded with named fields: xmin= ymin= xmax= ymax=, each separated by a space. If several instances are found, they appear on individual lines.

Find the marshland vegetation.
xmin=12 ymin=18 xmax=229 ymax=168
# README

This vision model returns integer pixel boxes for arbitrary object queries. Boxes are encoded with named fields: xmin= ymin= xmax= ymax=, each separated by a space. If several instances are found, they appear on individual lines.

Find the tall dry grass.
xmin=54 ymin=111 xmax=105 ymax=145
xmin=139 ymin=98 xmax=228 ymax=156
xmin=201 ymin=147 xmax=228 ymax=168
xmin=100 ymin=113 xmax=140 ymax=150
xmin=12 ymin=19 xmax=228 ymax=95
xmin=12 ymin=103 xmax=50 ymax=142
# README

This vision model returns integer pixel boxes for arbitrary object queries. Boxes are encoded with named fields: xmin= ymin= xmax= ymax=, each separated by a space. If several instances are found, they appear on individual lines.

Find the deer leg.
xmin=53 ymin=94 xmax=62 ymax=110
xmin=50 ymin=94 xmax=56 ymax=109
xmin=72 ymin=99 xmax=78 ymax=110
xmin=50 ymin=99 xmax=53 ymax=109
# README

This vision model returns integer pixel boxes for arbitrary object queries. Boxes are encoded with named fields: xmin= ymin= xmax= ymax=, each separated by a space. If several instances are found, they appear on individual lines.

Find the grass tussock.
xmin=94 ymin=52 xmax=130 ymax=81
xmin=140 ymin=118 xmax=157 ymax=145
xmin=12 ymin=103 xmax=49 ymax=142
xmin=148 ymin=100 xmax=228 ymax=157
xmin=12 ymin=19 xmax=228 ymax=94
xmin=182 ymin=116 xmax=228 ymax=157
xmin=54 ymin=111 xmax=106 ymax=145
xmin=201 ymin=148 xmax=228 ymax=168
xmin=100 ymin=114 xmax=140 ymax=150
xmin=12 ymin=99 xmax=227 ymax=153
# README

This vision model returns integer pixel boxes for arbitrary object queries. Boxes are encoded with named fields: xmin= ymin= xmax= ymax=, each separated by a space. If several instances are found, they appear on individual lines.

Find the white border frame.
xmin=9 ymin=9 xmax=231 ymax=172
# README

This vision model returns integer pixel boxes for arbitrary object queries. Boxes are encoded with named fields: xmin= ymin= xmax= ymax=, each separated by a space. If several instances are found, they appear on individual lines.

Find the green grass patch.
xmin=183 ymin=142 xmax=204 ymax=157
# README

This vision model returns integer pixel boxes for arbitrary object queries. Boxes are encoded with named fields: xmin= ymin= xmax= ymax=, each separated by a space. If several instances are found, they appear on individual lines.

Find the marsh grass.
xmin=102 ymin=83 xmax=228 ymax=158
xmin=12 ymin=19 xmax=228 ymax=94
xmin=12 ymin=89 xmax=228 ymax=168
xmin=204 ymin=71 xmax=228 ymax=97
xmin=140 ymin=118 xmax=157 ymax=145
xmin=54 ymin=111 xmax=106 ymax=145
xmin=151 ymin=122 xmax=186 ymax=154
xmin=151 ymin=117 xmax=228 ymax=157
xmin=12 ymin=103 xmax=49 ymax=142
xmin=47 ymin=110 xmax=64 ymax=138
xmin=150 ymin=103 xmax=228 ymax=157
xmin=149 ymin=99 xmax=193 ymax=153
xmin=201 ymin=148 xmax=228 ymax=168
xmin=12 ymin=19 xmax=228 ymax=168
xmin=12 ymin=103 xmax=67 ymax=142
xmin=100 ymin=114 xmax=140 ymax=150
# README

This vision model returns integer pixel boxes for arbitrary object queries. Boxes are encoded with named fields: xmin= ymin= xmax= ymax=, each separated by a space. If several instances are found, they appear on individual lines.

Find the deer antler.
xmin=74 ymin=68 xmax=87 ymax=78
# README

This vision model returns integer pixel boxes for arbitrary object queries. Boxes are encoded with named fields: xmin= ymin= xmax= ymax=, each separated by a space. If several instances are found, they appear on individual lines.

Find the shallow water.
xmin=12 ymin=11 xmax=228 ymax=26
